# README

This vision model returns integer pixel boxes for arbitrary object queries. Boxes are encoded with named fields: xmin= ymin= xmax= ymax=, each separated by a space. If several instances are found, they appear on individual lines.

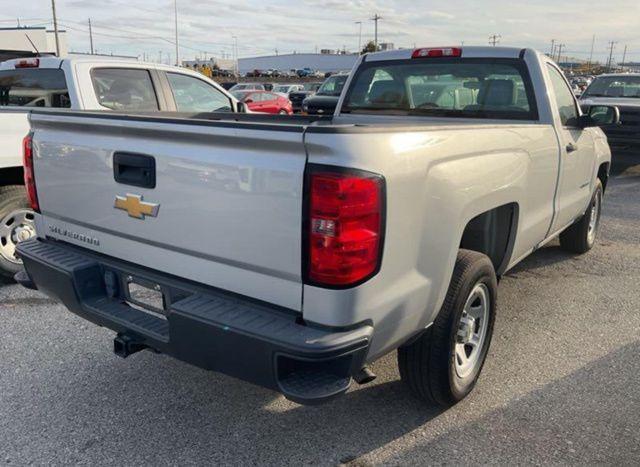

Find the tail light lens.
xmin=412 ymin=47 xmax=462 ymax=58
xmin=305 ymin=166 xmax=384 ymax=287
xmin=22 ymin=132 xmax=39 ymax=212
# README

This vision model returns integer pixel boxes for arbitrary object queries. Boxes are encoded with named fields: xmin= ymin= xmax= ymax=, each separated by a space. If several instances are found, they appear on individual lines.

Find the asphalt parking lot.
xmin=1 ymin=153 xmax=639 ymax=466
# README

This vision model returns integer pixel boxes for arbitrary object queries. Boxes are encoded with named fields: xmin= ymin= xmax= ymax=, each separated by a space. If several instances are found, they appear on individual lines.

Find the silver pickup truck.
xmin=17 ymin=47 xmax=618 ymax=406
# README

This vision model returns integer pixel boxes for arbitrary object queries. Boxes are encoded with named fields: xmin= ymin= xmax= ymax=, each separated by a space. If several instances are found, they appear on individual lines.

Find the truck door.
xmin=545 ymin=63 xmax=595 ymax=233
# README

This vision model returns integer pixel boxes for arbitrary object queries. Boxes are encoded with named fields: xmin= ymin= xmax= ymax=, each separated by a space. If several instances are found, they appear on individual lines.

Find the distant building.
xmin=238 ymin=53 xmax=358 ymax=74
xmin=379 ymin=43 xmax=395 ymax=51
xmin=182 ymin=57 xmax=235 ymax=71
xmin=0 ymin=27 xmax=68 ymax=61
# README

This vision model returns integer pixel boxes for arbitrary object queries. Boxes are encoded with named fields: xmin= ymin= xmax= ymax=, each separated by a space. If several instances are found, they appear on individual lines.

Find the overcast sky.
xmin=1 ymin=0 xmax=639 ymax=63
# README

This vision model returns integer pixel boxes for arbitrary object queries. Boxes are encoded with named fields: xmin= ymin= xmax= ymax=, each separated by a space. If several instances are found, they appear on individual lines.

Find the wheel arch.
xmin=0 ymin=166 xmax=24 ymax=187
xmin=597 ymin=162 xmax=610 ymax=192
xmin=459 ymin=202 xmax=519 ymax=276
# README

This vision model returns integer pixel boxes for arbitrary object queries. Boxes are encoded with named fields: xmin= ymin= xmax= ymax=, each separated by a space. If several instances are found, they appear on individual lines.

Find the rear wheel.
xmin=0 ymin=185 xmax=36 ymax=279
xmin=398 ymin=249 xmax=497 ymax=406
xmin=559 ymin=179 xmax=603 ymax=254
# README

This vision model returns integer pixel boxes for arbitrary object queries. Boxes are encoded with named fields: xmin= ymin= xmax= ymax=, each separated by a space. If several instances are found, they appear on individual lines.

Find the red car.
xmin=231 ymin=90 xmax=293 ymax=115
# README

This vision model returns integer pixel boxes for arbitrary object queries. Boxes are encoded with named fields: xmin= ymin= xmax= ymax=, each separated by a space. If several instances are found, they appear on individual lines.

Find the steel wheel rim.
xmin=454 ymin=282 xmax=490 ymax=379
xmin=587 ymin=189 xmax=602 ymax=246
xmin=0 ymin=208 xmax=36 ymax=264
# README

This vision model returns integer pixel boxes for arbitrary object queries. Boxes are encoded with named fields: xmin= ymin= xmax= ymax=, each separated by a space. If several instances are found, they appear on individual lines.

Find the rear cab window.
xmin=91 ymin=68 xmax=159 ymax=111
xmin=342 ymin=58 xmax=538 ymax=120
xmin=0 ymin=68 xmax=70 ymax=108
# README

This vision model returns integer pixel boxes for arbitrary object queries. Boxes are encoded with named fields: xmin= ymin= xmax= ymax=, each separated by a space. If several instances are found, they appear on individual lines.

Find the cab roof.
xmin=364 ymin=46 xmax=531 ymax=62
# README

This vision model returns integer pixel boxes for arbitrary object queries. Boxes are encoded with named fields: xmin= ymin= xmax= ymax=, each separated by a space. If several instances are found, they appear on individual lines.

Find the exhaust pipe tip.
xmin=114 ymin=334 xmax=147 ymax=358
xmin=353 ymin=366 xmax=377 ymax=385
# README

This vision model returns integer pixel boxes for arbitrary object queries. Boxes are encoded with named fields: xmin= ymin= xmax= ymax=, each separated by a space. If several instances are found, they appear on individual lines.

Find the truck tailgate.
xmin=29 ymin=112 xmax=307 ymax=310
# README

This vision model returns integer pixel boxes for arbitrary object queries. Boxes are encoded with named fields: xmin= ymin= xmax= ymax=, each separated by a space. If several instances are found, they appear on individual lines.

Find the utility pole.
xmin=556 ymin=43 xmax=564 ymax=63
xmin=88 ymin=18 xmax=94 ymax=55
xmin=606 ymin=41 xmax=617 ymax=72
xmin=51 ymin=0 xmax=60 ymax=56
xmin=587 ymin=35 xmax=595 ymax=72
xmin=621 ymin=44 xmax=628 ymax=68
xmin=550 ymin=39 xmax=556 ymax=58
xmin=232 ymin=36 xmax=238 ymax=76
xmin=371 ymin=13 xmax=382 ymax=51
xmin=488 ymin=34 xmax=501 ymax=46
xmin=174 ymin=0 xmax=179 ymax=66
xmin=355 ymin=21 xmax=362 ymax=54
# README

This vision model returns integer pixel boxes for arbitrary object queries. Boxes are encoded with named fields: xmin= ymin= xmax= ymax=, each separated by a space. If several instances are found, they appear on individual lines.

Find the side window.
xmin=92 ymin=68 xmax=158 ymax=111
xmin=546 ymin=65 xmax=579 ymax=126
xmin=166 ymin=73 xmax=232 ymax=112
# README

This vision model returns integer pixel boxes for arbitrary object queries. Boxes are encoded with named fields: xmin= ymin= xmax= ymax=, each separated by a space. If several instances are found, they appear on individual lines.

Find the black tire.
xmin=398 ymin=249 xmax=497 ymax=406
xmin=0 ymin=185 xmax=33 ymax=279
xmin=559 ymin=179 xmax=603 ymax=254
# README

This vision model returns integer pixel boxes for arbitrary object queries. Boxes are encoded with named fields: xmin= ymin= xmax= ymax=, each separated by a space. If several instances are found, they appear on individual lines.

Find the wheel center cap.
xmin=457 ymin=316 xmax=476 ymax=344
xmin=14 ymin=225 xmax=35 ymax=243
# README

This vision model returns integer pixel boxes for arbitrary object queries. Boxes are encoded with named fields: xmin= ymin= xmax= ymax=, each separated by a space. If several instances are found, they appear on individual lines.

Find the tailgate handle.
xmin=113 ymin=152 xmax=156 ymax=189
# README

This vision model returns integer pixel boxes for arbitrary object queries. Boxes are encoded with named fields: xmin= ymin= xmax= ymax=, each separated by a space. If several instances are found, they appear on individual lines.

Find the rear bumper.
xmin=17 ymin=238 xmax=372 ymax=404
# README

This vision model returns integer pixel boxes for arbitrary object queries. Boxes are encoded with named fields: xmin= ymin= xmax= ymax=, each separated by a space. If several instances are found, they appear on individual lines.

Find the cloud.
xmin=2 ymin=0 xmax=638 ymax=62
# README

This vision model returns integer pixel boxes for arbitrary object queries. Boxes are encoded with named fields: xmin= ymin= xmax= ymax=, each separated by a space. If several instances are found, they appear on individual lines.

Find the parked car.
xmin=579 ymin=73 xmax=640 ymax=150
xmin=301 ymin=73 xmax=348 ymax=115
xmin=17 ymin=46 xmax=617 ymax=407
xmin=219 ymin=82 xmax=237 ymax=90
xmin=288 ymin=82 xmax=323 ymax=112
xmin=0 ymin=56 xmax=240 ymax=278
xmin=229 ymin=83 xmax=265 ymax=92
xmin=296 ymin=68 xmax=314 ymax=77
xmin=231 ymin=90 xmax=293 ymax=114
xmin=272 ymin=84 xmax=304 ymax=98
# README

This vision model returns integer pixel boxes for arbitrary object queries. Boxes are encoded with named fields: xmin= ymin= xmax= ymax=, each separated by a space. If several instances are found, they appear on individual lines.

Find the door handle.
xmin=113 ymin=152 xmax=156 ymax=189
xmin=566 ymin=143 xmax=578 ymax=153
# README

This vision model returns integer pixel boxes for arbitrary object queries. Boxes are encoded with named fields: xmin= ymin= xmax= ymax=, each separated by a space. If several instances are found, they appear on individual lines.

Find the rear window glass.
xmin=91 ymin=68 xmax=159 ymax=111
xmin=342 ymin=58 xmax=537 ymax=120
xmin=0 ymin=69 xmax=70 ymax=108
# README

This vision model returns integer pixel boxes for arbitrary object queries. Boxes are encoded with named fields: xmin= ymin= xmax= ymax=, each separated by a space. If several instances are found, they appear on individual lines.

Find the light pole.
xmin=355 ymin=21 xmax=362 ymax=54
xmin=174 ymin=0 xmax=179 ymax=65
xmin=232 ymin=35 xmax=238 ymax=76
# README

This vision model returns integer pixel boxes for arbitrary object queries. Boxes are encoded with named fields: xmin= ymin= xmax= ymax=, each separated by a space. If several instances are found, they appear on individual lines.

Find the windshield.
xmin=303 ymin=82 xmax=321 ymax=91
xmin=317 ymin=75 xmax=347 ymax=96
xmin=341 ymin=58 xmax=537 ymax=120
xmin=0 ymin=68 xmax=70 ymax=107
xmin=582 ymin=76 xmax=640 ymax=98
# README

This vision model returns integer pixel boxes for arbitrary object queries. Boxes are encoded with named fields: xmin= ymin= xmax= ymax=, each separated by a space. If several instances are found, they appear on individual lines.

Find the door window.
xmin=546 ymin=65 xmax=579 ymax=126
xmin=166 ymin=73 xmax=233 ymax=112
xmin=91 ymin=68 xmax=159 ymax=111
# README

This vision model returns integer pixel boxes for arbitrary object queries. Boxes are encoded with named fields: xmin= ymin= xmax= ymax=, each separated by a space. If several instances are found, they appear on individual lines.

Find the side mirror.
xmin=236 ymin=102 xmax=248 ymax=113
xmin=579 ymin=105 xmax=621 ymax=128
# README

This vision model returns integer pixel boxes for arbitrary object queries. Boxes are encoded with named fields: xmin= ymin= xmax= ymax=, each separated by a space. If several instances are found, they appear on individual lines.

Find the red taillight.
xmin=15 ymin=58 xmax=39 ymax=68
xmin=22 ymin=132 xmax=39 ymax=212
xmin=412 ymin=47 xmax=462 ymax=59
xmin=305 ymin=167 xmax=384 ymax=287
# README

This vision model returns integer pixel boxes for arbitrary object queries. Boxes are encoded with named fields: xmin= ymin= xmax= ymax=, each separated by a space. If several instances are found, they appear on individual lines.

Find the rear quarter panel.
xmin=304 ymin=123 xmax=558 ymax=360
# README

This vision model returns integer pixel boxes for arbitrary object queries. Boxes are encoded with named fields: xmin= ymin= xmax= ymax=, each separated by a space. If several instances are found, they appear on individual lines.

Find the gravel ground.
xmin=1 ymin=154 xmax=639 ymax=466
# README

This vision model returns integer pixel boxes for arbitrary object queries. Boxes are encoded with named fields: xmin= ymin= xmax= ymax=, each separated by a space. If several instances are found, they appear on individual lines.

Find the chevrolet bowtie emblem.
xmin=114 ymin=194 xmax=160 ymax=219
